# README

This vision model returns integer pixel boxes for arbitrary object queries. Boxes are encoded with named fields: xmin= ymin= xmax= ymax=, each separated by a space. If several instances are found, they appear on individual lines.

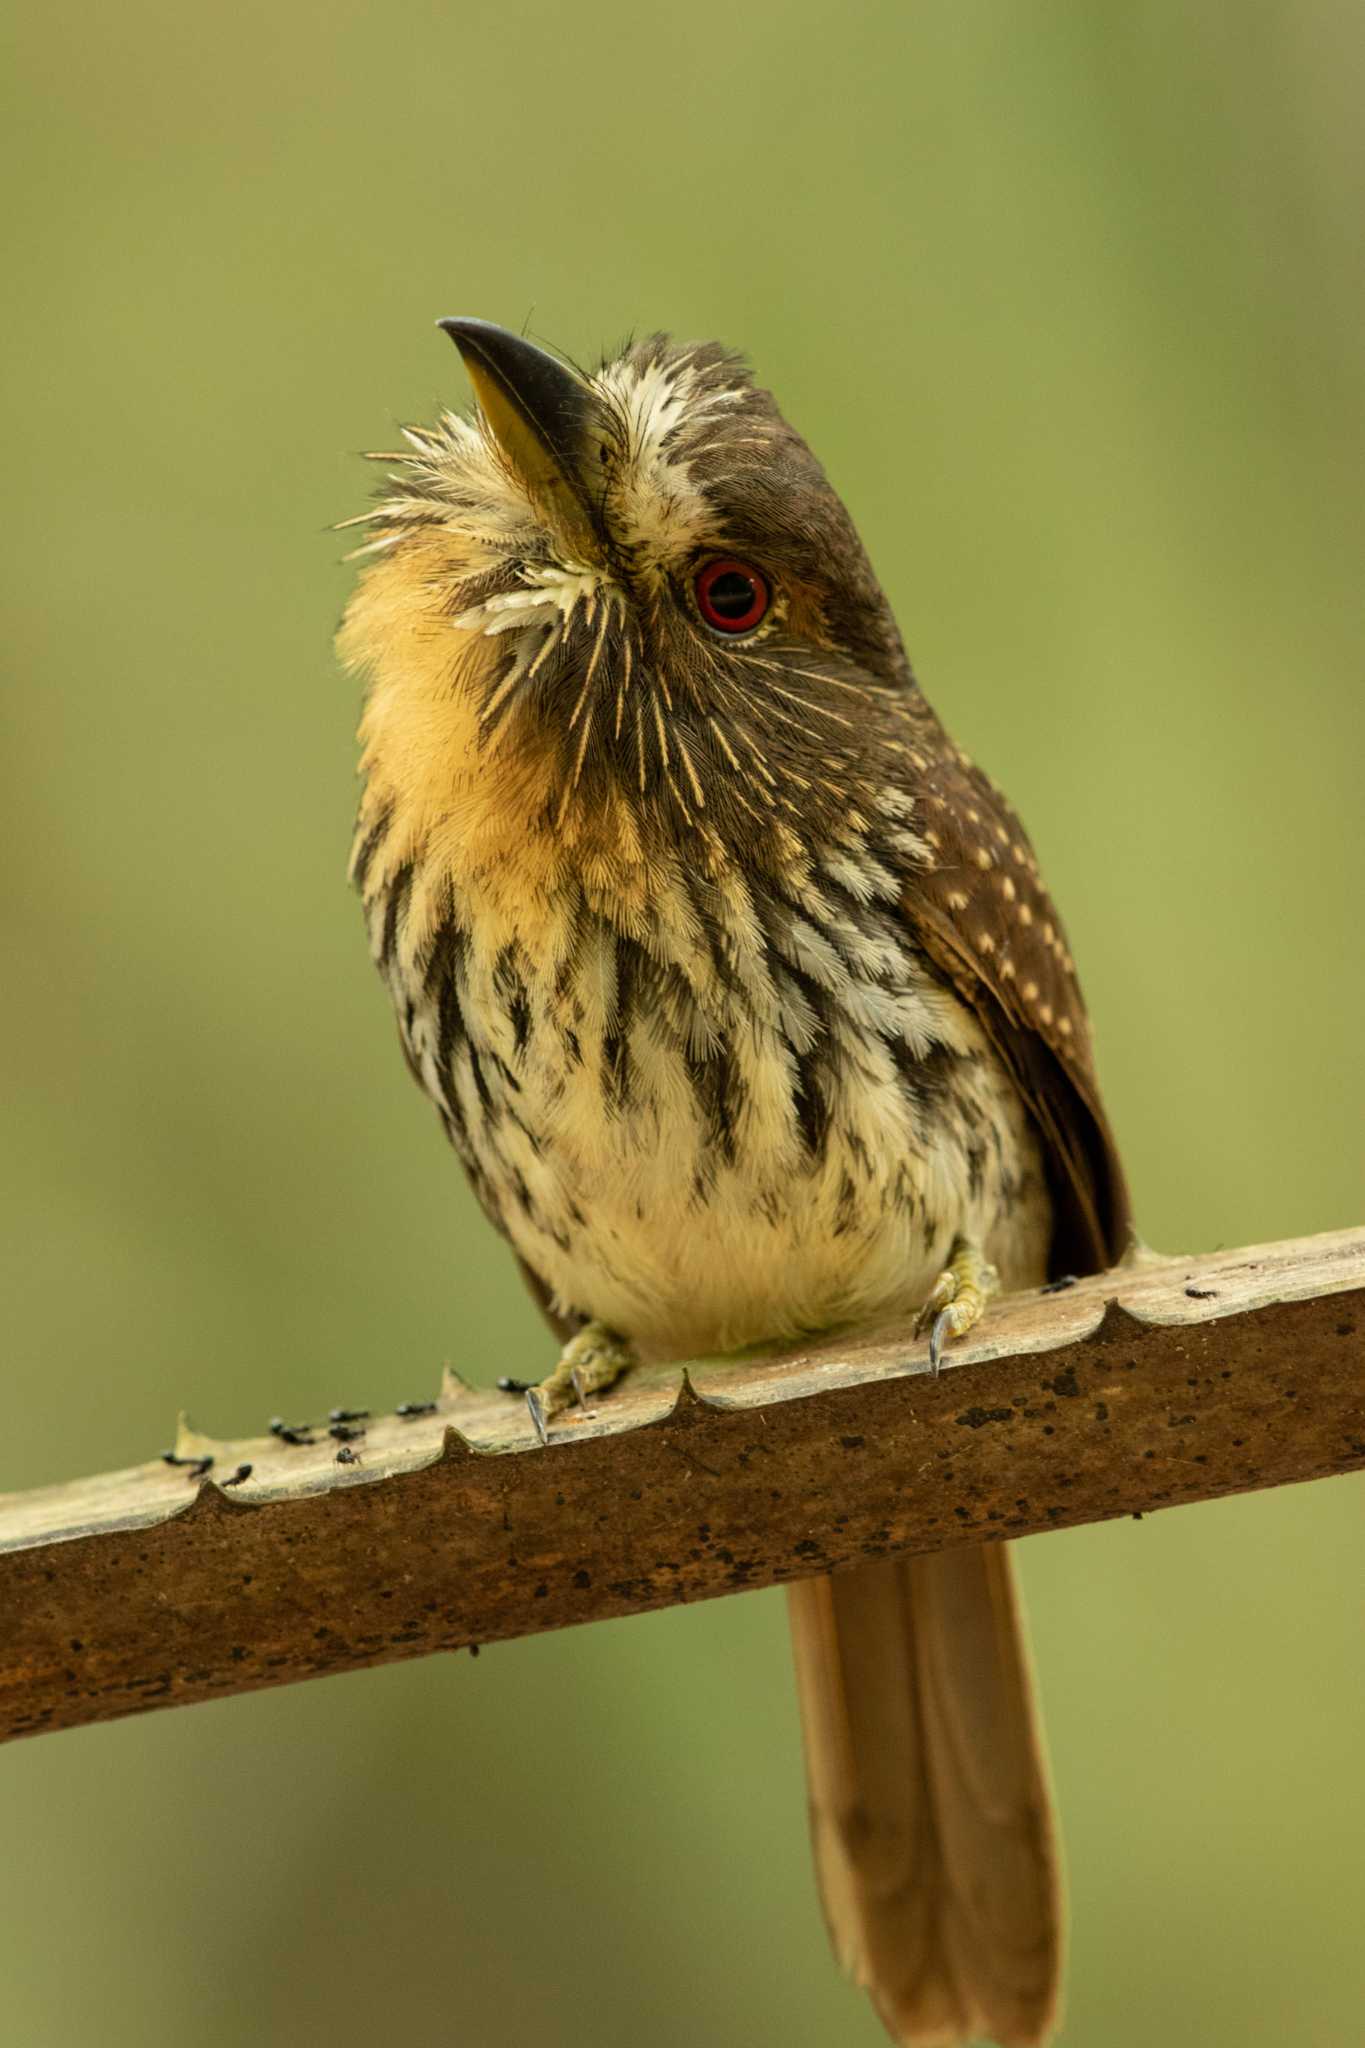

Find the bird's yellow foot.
xmin=915 ymin=1236 xmax=999 ymax=1376
xmin=524 ymin=1321 xmax=633 ymax=1445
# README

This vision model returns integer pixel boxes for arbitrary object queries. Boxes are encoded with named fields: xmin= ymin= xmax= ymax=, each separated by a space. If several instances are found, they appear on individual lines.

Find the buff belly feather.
xmin=359 ymin=845 xmax=1049 ymax=1363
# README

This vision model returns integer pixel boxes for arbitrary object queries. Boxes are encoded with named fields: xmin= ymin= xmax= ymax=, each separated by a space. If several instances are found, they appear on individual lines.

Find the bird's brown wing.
xmin=905 ymin=742 xmax=1131 ymax=1273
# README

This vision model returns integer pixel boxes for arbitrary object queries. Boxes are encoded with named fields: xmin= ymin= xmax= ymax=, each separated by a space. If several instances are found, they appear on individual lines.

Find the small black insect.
xmin=1185 ymin=1285 xmax=1218 ymax=1300
xmin=496 ymin=1377 xmax=534 ymax=1395
xmin=269 ymin=1417 xmax=318 ymax=1446
xmin=161 ymin=1448 xmax=209 ymax=1469
xmin=395 ymin=1400 xmax=437 ymax=1418
xmin=329 ymin=1406 xmax=370 ymax=1423
xmin=329 ymin=1422 xmax=367 ymax=1443
xmin=222 ymin=1463 xmax=253 ymax=1488
xmin=335 ymin=1445 xmax=362 ymax=1466
xmin=1040 ymin=1275 xmax=1078 ymax=1296
xmin=184 ymin=1455 xmax=214 ymax=1480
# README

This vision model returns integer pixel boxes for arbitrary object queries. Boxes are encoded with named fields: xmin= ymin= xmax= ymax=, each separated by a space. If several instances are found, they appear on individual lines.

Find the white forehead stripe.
xmin=594 ymin=356 xmax=746 ymax=563
xmin=597 ymin=356 xmax=746 ymax=465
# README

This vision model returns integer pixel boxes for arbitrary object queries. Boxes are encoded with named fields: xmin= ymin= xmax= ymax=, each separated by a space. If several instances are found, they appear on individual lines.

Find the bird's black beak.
xmin=438 ymin=318 xmax=603 ymax=560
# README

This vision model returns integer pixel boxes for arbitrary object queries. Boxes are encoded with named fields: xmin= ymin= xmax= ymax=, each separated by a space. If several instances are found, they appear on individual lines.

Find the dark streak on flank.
xmin=603 ymin=933 xmax=642 ymax=1112
xmin=379 ymin=862 xmax=414 ymax=968
xmin=684 ymin=1037 xmax=743 ymax=1167
xmin=425 ymin=920 xmax=469 ymax=1094
xmin=350 ymin=805 xmax=392 ymax=892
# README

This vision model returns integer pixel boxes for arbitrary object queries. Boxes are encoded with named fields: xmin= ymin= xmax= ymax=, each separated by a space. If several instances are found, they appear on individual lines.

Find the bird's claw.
xmin=520 ymin=1321 xmax=634 ymax=1446
xmin=915 ymin=1236 xmax=998 ymax=1376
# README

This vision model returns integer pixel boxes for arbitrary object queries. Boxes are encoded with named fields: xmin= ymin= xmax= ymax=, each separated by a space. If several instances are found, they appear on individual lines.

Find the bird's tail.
xmin=787 ymin=1547 xmax=1061 ymax=2048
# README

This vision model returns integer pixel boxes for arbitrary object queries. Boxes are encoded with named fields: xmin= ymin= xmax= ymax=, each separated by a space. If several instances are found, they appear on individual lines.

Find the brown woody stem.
xmin=2 ymin=1227 xmax=1361 ymax=1745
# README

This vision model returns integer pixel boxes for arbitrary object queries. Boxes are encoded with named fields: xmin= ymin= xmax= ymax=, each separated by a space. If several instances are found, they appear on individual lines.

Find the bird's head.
xmin=341 ymin=320 xmax=931 ymax=911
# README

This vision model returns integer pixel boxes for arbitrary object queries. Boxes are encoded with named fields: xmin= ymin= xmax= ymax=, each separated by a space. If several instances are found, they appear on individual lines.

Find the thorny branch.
xmin=2 ymin=1228 xmax=1361 ymax=1745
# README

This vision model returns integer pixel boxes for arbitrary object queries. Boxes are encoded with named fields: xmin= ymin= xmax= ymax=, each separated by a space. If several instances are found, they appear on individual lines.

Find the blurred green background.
xmin=4 ymin=3 xmax=1363 ymax=2043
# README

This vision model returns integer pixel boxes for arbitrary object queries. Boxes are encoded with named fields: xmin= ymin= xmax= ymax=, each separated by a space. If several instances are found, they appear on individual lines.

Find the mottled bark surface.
xmin=2 ymin=1228 xmax=1361 ymax=1745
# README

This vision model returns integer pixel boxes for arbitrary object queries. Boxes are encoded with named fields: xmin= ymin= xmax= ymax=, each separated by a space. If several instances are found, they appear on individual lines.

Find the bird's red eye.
xmin=694 ymin=557 xmax=769 ymax=634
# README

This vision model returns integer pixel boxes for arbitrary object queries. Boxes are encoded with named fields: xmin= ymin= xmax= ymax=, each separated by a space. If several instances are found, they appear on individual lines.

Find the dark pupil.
xmin=708 ymin=571 xmax=756 ymax=619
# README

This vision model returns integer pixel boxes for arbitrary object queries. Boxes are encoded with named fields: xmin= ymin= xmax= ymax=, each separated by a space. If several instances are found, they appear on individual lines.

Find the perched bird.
xmin=339 ymin=319 xmax=1129 ymax=2047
